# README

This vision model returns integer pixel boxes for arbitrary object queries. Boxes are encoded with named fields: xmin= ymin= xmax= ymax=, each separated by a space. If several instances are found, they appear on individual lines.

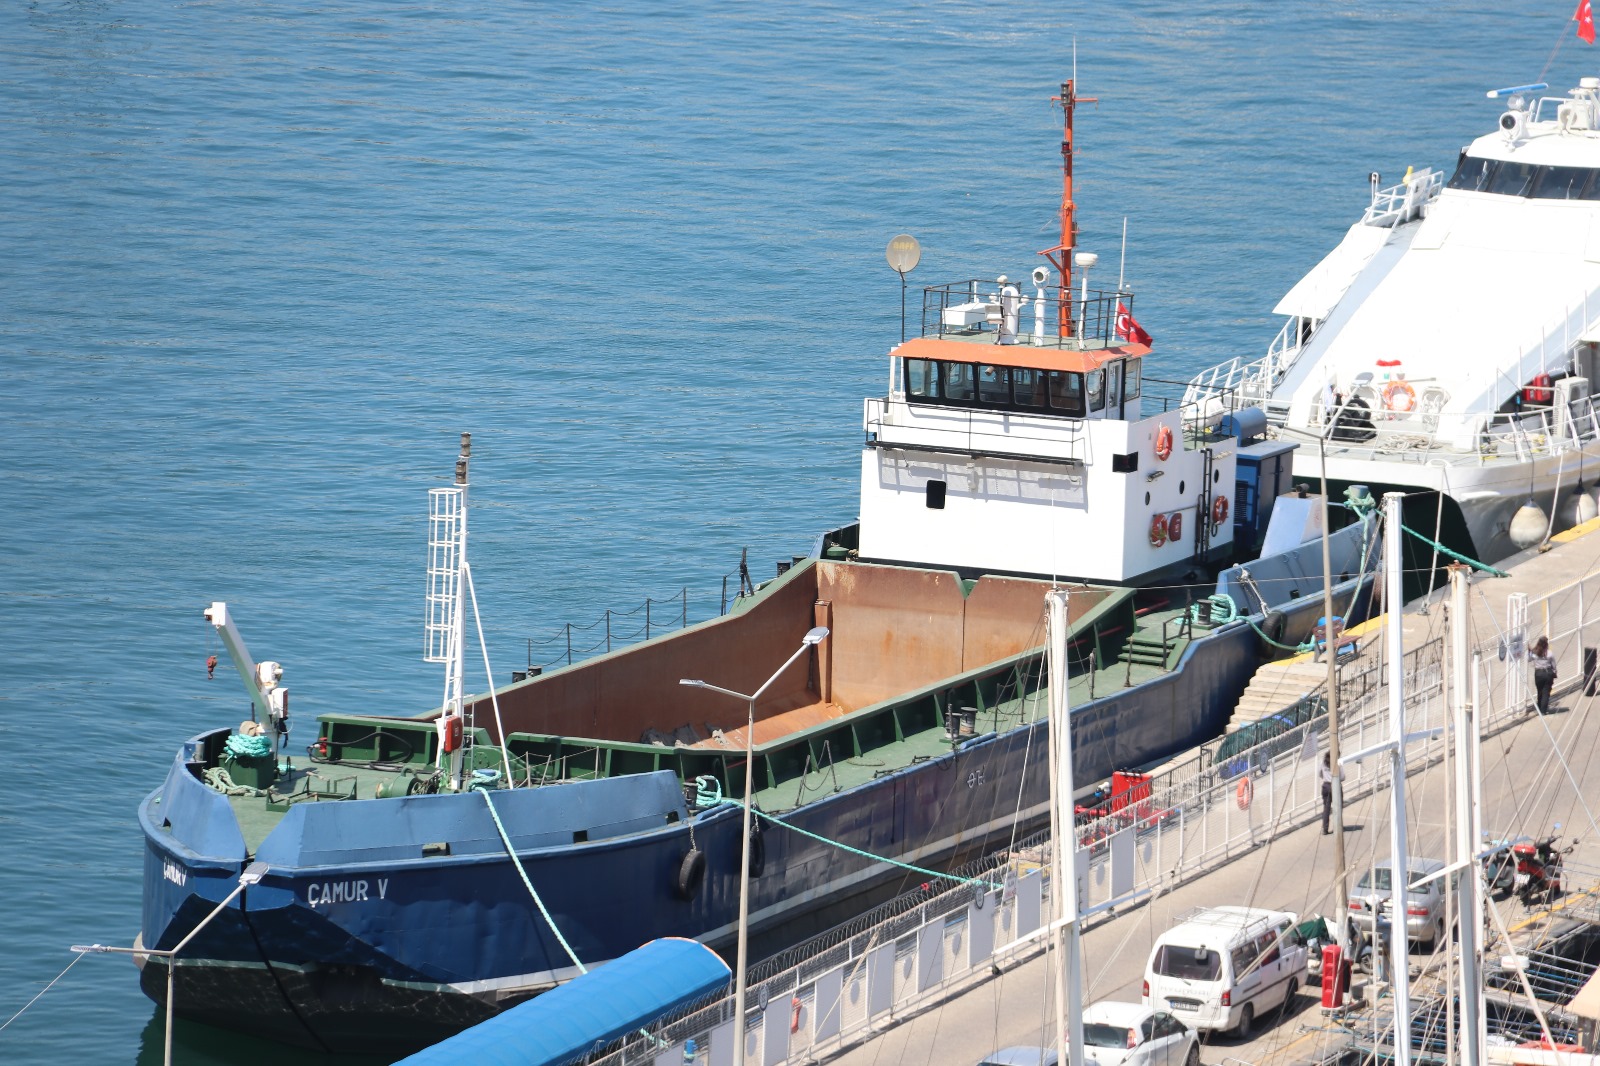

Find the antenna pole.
xmin=1118 ymin=218 xmax=1127 ymax=293
xmin=1041 ymin=79 xmax=1094 ymax=338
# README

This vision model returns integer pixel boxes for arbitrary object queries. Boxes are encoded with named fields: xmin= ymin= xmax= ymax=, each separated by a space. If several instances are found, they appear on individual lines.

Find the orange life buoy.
xmin=1523 ymin=373 xmax=1553 ymax=405
xmin=1236 ymin=776 xmax=1253 ymax=810
xmin=1149 ymin=513 xmax=1169 ymax=547
xmin=1211 ymin=495 xmax=1229 ymax=527
xmin=1382 ymin=379 xmax=1416 ymax=413
xmin=1168 ymin=511 xmax=1184 ymax=542
xmin=1154 ymin=425 xmax=1174 ymax=462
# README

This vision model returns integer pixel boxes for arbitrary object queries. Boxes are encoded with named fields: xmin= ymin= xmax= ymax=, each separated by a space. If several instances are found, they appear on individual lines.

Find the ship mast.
xmin=1041 ymin=79 xmax=1095 ymax=338
xmin=426 ymin=432 xmax=473 ymax=789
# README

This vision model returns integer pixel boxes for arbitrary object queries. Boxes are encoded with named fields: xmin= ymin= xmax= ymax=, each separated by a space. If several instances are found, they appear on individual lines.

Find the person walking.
xmin=1530 ymin=635 xmax=1557 ymax=715
xmin=1320 ymin=753 xmax=1334 ymax=834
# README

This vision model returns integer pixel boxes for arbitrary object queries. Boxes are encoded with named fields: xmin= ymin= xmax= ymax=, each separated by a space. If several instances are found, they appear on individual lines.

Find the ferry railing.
xmin=1360 ymin=169 xmax=1442 ymax=228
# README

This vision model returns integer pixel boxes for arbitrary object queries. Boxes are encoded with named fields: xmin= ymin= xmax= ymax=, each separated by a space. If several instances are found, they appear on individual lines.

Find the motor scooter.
xmin=1513 ymin=833 xmax=1577 ymax=905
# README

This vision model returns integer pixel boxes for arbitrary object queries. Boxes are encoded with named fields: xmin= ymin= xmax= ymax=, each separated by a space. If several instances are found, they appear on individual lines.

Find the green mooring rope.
xmin=747 ymin=805 xmax=1004 ymax=889
xmin=480 ymin=790 xmax=589 ymax=975
xmin=224 ymin=732 xmax=273 ymax=760
xmin=1399 ymin=523 xmax=1508 ymax=577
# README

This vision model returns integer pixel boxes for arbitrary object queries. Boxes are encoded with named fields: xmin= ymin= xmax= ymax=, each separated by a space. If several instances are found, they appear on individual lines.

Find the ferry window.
xmin=978 ymin=364 xmax=1010 ymax=405
xmin=1087 ymin=368 xmax=1106 ymax=412
xmin=1532 ymin=165 xmax=1593 ymax=199
xmin=1105 ymin=360 xmax=1123 ymax=410
xmin=1579 ymin=173 xmax=1600 ymax=201
xmin=1125 ymin=358 xmax=1142 ymax=399
xmin=1047 ymin=371 xmax=1085 ymax=416
xmin=1012 ymin=368 xmax=1046 ymax=407
xmin=1446 ymin=154 xmax=1499 ymax=192
xmin=905 ymin=359 xmax=940 ymax=399
xmin=1486 ymin=161 xmax=1537 ymax=196
xmin=941 ymin=361 xmax=974 ymax=401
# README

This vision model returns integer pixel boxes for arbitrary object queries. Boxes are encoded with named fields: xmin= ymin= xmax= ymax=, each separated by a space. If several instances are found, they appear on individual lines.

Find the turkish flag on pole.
xmin=1115 ymin=302 xmax=1153 ymax=346
xmin=1578 ymin=0 xmax=1595 ymax=44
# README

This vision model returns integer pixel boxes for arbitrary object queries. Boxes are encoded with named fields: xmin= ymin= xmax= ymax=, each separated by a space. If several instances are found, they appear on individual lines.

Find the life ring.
xmin=1211 ymin=495 xmax=1229 ymax=527
xmin=1149 ymin=513 xmax=1169 ymax=547
xmin=1154 ymin=425 xmax=1174 ymax=462
xmin=1168 ymin=511 xmax=1184 ymax=542
xmin=1523 ymin=373 xmax=1553 ymax=405
xmin=1382 ymin=379 xmax=1416 ymax=413
xmin=675 ymin=848 xmax=706 ymax=900
xmin=1236 ymin=777 xmax=1254 ymax=810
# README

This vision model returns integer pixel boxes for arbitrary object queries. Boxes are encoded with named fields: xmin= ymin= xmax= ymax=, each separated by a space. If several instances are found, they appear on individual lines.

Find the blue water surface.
xmin=0 ymin=2 xmax=1587 ymax=1061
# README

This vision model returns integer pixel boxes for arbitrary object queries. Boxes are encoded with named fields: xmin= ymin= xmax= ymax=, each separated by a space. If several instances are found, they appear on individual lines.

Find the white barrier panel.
xmin=968 ymin=894 xmax=996 ymax=966
xmin=916 ymin=921 xmax=943 ymax=993
xmin=815 ymin=968 xmax=842 ymax=1043
xmin=866 ymin=941 xmax=893 ymax=1020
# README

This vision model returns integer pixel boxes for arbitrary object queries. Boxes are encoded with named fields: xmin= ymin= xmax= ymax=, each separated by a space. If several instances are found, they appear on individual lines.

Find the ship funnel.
xmin=1508 ymin=500 xmax=1547 ymax=549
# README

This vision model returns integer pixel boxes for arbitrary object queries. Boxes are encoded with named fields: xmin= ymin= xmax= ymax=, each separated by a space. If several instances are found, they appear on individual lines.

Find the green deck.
xmin=217 ymin=604 xmax=1201 ymax=852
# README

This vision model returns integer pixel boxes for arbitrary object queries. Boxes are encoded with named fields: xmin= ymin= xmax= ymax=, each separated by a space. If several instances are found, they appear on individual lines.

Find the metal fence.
xmin=574 ymin=569 xmax=1600 ymax=1066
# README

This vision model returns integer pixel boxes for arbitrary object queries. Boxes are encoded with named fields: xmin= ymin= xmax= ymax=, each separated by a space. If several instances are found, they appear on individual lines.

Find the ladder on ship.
xmin=425 ymin=437 xmax=472 ymax=783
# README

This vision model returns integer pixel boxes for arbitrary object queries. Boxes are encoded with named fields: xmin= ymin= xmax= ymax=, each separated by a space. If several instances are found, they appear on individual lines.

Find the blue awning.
xmin=395 ymin=937 xmax=731 ymax=1066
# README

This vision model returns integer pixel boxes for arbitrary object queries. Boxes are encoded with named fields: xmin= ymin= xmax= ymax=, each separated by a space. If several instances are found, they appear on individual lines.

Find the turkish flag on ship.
xmin=1579 ymin=0 xmax=1595 ymax=44
xmin=1115 ymin=302 xmax=1153 ymax=346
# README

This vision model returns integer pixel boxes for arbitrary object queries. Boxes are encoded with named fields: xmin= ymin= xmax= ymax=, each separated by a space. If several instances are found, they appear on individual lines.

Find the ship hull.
xmin=140 ymin=549 xmax=1374 ymax=1054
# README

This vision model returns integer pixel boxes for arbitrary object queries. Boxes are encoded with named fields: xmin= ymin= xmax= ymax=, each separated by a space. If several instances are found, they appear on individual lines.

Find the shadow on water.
xmin=136 ymin=1012 xmax=396 ymax=1066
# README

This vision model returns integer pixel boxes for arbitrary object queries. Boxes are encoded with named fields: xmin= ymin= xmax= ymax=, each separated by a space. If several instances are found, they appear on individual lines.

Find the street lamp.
xmin=680 ymin=625 xmax=829 ymax=1066
xmin=74 ymin=861 xmax=268 ymax=1066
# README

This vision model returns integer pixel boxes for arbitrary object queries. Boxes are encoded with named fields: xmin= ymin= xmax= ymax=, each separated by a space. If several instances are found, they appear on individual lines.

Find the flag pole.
xmin=1118 ymin=217 xmax=1127 ymax=292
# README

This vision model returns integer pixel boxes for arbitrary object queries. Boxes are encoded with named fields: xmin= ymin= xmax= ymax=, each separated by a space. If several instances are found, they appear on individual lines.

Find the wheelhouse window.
xmin=1125 ymin=357 xmax=1142 ymax=399
xmin=1011 ymin=368 xmax=1046 ymax=408
xmin=1087 ymin=367 xmax=1105 ymax=412
xmin=1486 ymin=161 xmax=1537 ymax=197
xmin=977 ymin=364 xmax=1010 ymax=404
xmin=1446 ymin=154 xmax=1499 ymax=192
xmin=941 ymin=361 xmax=974 ymax=401
xmin=905 ymin=358 xmax=940 ymax=398
xmin=1047 ymin=371 xmax=1084 ymax=416
xmin=1105 ymin=360 xmax=1123 ymax=411
xmin=1532 ymin=165 xmax=1592 ymax=199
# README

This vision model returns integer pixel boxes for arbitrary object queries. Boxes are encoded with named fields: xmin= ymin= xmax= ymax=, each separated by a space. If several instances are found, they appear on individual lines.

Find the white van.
xmin=1141 ymin=906 xmax=1305 ymax=1038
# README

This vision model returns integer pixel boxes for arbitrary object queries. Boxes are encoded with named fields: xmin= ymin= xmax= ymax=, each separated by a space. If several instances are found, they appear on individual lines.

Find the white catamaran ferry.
xmin=1185 ymin=76 xmax=1600 ymax=568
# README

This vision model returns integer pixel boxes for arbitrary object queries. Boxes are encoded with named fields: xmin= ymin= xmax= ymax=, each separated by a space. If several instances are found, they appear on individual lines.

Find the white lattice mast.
xmin=425 ymin=433 xmax=472 ymax=790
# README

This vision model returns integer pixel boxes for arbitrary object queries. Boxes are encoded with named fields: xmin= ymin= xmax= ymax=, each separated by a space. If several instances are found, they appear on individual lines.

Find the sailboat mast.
xmin=1046 ymin=590 xmax=1086 ymax=1066
xmin=1449 ymin=564 xmax=1484 ymax=1066
xmin=1384 ymin=491 xmax=1414 ymax=1066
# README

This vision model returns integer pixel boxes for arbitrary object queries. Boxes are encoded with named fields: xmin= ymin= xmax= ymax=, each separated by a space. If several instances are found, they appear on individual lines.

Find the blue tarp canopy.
xmin=396 ymin=937 xmax=731 ymax=1066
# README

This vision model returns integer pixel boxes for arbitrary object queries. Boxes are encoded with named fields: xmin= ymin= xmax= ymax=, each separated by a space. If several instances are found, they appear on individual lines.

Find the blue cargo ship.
xmin=135 ymin=80 xmax=1380 ymax=1054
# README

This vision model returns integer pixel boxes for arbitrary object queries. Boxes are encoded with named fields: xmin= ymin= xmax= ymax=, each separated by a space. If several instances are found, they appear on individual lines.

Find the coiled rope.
xmin=223 ymin=733 xmax=273 ymax=759
xmin=480 ymin=790 xmax=588 ymax=975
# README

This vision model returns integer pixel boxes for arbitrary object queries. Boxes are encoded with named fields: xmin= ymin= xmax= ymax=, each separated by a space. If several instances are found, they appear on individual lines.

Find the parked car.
xmin=1143 ymin=906 xmax=1306 ymax=1038
xmin=978 ymin=1048 xmax=1058 ymax=1066
xmin=1348 ymin=857 xmax=1448 ymax=948
xmin=1081 ymin=1001 xmax=1200 ymax=1066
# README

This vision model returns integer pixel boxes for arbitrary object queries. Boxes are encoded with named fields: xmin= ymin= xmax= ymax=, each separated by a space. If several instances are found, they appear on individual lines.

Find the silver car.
xmin=1348 ymin=857 xmax=1448 ymax=948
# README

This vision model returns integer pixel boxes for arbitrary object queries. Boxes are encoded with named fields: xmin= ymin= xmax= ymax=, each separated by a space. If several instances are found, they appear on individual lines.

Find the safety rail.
xmin=1181 ymin=319 xmax=1305 ymax=414
xmin=918 ymin=278 xmax=1136 ymax=347
xmin=863 ymin=396 xmax=1089 ymax=464
xmin=1360 ymin=169 xmax=1442 ymax=228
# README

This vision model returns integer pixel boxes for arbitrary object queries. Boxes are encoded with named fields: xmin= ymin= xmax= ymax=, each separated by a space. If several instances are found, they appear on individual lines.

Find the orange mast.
xmin=1040 ymin=79 xmax=1095 ymax=339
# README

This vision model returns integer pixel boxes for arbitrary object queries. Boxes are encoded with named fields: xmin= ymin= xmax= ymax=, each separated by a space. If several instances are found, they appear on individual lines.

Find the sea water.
xmin=0 ymin=2 xmax=1584 ymax=1061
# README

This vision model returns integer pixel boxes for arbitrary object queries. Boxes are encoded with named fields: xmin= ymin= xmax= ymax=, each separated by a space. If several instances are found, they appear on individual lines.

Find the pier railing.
xmin=573 ymin=570 xmax=1600 ymax=1066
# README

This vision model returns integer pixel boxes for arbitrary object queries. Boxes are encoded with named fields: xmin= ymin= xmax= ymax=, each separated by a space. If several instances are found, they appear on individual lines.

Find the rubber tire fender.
xmin=675 ymin=847 xmax=707 ymax=900
xmin=747 ymin=821 xmax=766 ymax=880
xmin=1259 ymin=609 xmax=1287 ymax=658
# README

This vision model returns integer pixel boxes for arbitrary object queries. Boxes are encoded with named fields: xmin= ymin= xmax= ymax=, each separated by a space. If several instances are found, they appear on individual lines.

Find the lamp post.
xmin=681 ymin=625 xmax=829 ymax=1066
xmin=74 ymin=861 xmax=268 ymax=1066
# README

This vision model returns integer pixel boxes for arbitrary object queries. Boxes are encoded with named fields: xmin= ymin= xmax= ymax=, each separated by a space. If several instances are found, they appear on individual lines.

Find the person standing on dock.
xmin=1319 ymin=754 xmax=1334 ymax=834
xmin=1530 ymin=636 xmax=1556 ymax=715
